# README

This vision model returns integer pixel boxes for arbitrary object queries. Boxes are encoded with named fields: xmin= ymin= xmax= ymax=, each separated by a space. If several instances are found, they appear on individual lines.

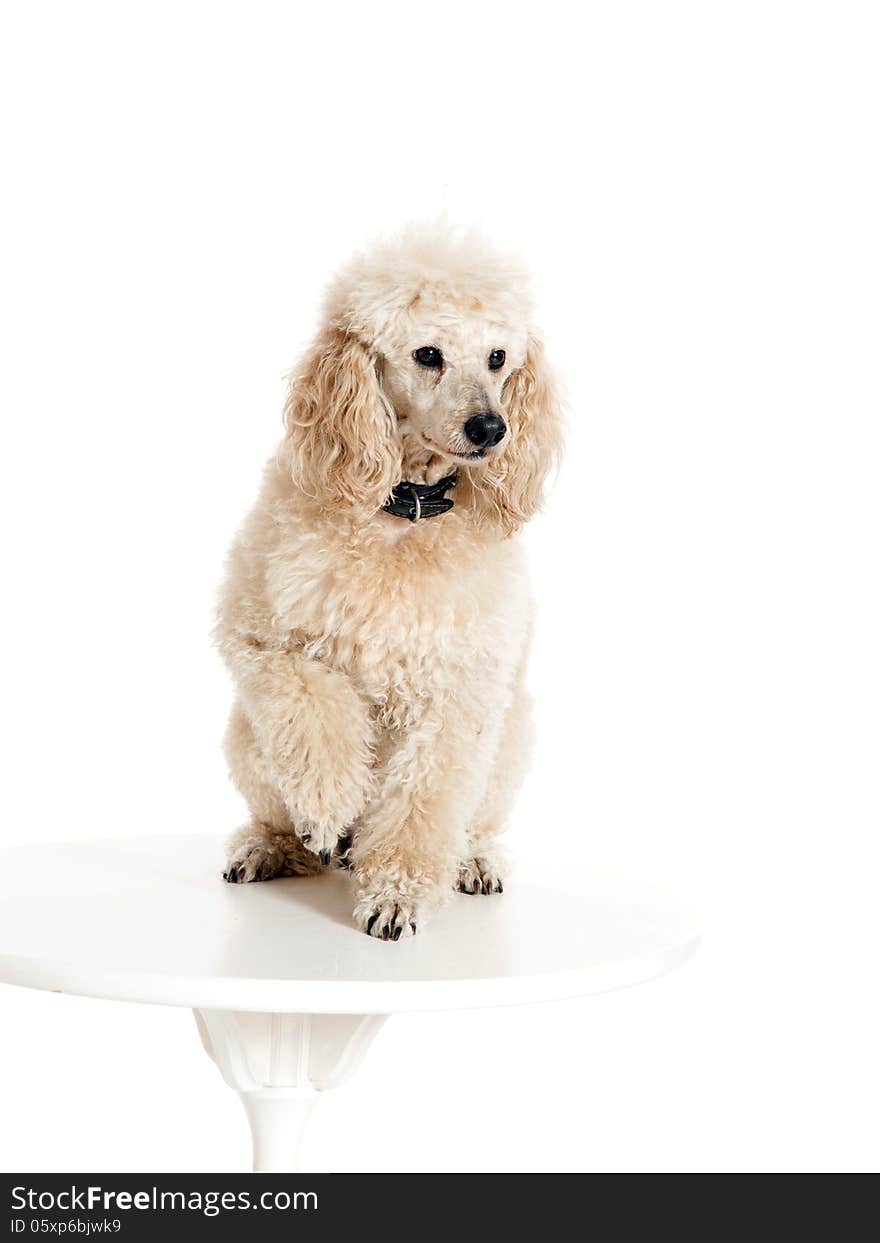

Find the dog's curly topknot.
xmin=323 ymin=222 xmax=537 ymax=354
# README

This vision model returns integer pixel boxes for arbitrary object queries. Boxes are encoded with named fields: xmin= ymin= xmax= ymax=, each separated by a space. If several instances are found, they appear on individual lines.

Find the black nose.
xmin=464 ymin=413 xmax=507 ymax=449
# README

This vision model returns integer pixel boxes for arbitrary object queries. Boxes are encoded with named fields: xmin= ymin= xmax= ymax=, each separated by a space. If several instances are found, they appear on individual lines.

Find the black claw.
xmin=319 ymin=849 xmax=331 ymax=865
xmin=410 ymin=921 xmax=417 ymax=934
xmin=381 ymin=925 xmax=391 ymax=941
xmin=497 ymin=881 xmax=503 ymax=893
xmin=301 ymin=831 xmax=312 ymax=843
xmin=366 ymin=912 xmax=379 ymax=935
xmin=392 ymin=924 xmax=403 ymax=941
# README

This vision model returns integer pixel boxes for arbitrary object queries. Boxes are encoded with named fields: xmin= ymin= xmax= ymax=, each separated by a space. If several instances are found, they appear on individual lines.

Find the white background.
xmin=1 ymin=1 xmax=877 ymax=1173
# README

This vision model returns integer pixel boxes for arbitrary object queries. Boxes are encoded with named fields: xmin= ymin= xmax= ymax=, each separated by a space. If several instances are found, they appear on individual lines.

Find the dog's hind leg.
xmin=222 ymin=704 xmax=323 ymax=883
xmin=457 ymin=678 xmax=535 ymax=896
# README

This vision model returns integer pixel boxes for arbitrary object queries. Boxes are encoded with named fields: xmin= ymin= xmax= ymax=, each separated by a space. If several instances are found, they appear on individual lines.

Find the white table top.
xmin=0 ymin=835 xmax=698 ymax=1013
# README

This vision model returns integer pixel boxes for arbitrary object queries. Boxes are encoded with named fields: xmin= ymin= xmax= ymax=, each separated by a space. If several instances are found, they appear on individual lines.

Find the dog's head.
xmin=284 ymin=226 xmax=563 ymax=534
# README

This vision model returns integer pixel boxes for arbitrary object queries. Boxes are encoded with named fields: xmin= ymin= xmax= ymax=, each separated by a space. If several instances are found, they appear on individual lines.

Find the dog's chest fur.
xmin=267 ymin=512 xmax=530 ymax=724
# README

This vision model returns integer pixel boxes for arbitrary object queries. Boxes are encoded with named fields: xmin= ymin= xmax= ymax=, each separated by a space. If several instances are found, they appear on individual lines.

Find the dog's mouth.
xmin=422 ymin=438 xmax=498 ymax=464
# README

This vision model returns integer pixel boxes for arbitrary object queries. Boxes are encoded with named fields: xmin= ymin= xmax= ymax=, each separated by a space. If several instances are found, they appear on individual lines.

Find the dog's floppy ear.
xmin=283 ymin=329 xmax=401 ymax=517
xmin=472 ymin=336 xmax=564 ymax=535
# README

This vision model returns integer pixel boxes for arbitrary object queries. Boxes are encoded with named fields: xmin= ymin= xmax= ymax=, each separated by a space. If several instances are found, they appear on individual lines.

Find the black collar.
xmin=381 ymin=473 xmax=457 ymax=522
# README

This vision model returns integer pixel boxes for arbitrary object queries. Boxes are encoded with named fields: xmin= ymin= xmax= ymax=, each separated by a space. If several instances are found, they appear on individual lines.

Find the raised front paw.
xmin=457 ymin=856 xmax=504 ymax=895
xmin=294 ymin=820 xmax=344 ymax=867
xmin=354 ymin=893 xmax=420 ymax=941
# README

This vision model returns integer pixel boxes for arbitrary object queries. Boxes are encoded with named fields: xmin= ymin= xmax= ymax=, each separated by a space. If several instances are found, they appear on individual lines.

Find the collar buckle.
xmin=382 ymin=473 xmax=457 ymax=522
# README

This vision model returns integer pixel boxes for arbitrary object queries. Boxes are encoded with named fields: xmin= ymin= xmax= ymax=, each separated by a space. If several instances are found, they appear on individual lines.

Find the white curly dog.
xmin=218 ymin=226 xmax=562 ymax=939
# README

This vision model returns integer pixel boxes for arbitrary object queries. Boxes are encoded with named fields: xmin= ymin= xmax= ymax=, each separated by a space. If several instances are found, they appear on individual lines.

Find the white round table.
xmin=0 ymin=835 xmax=698 ymax=1171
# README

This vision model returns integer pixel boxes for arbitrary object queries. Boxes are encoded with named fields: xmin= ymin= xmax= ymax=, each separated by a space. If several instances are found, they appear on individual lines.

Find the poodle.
xmin=217 ymin=226 xmax=563 ymax=939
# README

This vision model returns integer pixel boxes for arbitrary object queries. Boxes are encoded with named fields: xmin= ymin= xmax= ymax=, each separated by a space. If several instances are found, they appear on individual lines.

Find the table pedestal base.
xmin=194 ymin=1009 xmax=387 ymax=1172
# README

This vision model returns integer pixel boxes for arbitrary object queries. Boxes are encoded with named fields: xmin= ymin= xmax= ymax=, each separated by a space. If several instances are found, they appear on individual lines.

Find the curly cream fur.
xmin=217 ymin=225 xmax=562 ymax=939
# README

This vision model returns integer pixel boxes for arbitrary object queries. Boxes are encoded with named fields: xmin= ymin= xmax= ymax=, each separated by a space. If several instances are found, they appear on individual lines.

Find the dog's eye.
xmin=488 ymin=349 xmax=506 ymax=371
xmin=413 ymin=346 xmax=443 ymax=369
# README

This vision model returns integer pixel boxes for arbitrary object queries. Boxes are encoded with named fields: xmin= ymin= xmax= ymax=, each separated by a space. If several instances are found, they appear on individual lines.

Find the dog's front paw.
xmin=353 ymin=893 xmax=420 ymax=941
xmin=295 ymin=821 xmax=343 ymax=867
xmin=457 ymin=856 xmax=504 ymax=895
